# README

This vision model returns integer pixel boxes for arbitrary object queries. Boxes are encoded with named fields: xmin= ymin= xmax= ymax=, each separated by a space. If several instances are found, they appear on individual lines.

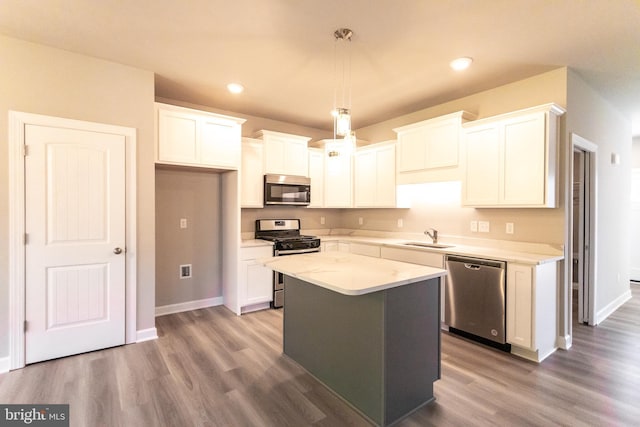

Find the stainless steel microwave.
xmin=264 ymin=174 xmax=311 ymax=206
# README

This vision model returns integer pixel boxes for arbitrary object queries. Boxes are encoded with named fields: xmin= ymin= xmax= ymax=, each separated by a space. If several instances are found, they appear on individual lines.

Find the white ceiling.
xmin=1 ymin=0 xmax=639 ymax=135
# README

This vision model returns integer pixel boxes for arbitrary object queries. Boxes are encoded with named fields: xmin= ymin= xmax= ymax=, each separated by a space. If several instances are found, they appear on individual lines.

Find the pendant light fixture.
xmin=332 ymin=28 xmax=353 ymax=139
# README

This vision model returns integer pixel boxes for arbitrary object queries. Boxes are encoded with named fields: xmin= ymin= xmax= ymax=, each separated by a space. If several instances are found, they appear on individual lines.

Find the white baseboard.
xmin=155 ymin=296 xmax=224 ymax=317
xmin=0 ymin=356 xmax=10 ymax=374
xmin=596 ymin=289 xmax=632 ymax=325
xmin=557 ymin=334 xmax=572 ymax=350
xmin=136 ymin=327 xmax=158 ymax=343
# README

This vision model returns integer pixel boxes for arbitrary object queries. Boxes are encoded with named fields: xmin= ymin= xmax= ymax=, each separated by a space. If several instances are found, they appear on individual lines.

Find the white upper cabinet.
xmin=462 ymin=103 xmax=565 ymax=208
xmin=354 ymin=141 xmax=397 ymax=208
xmin=324 ymin=145 xmax=353 ymax=208
xmin=254 ymin=130 xmax=310 ymax=177
xmin=241 ymin=138 xmax=264 ymax=208
xmin=393 ymin=111 xmax=475 ymax=184
xmin=155 ymin=102 xmax=245 ymax=169
xmin=308 ymin=148 xmax=325 ymax=208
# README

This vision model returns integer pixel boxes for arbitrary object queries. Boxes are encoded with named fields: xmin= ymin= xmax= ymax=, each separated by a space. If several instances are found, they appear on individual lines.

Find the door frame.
xmin=568 ymin=133 xmax=598 ymax=330
xmin=9 ymin=111 xmax=137 ymax=370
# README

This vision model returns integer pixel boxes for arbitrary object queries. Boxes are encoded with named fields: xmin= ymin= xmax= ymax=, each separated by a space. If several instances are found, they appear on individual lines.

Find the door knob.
xmin=114 ymin=247 xmax=123 ymax=255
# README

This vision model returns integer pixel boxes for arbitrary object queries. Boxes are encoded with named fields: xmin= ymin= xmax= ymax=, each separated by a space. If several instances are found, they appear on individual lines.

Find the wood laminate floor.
xmin=1 ymin=284 xmax=639 ymax=427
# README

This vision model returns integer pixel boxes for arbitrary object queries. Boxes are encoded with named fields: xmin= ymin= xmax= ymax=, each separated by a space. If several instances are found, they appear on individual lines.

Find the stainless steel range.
xmin=255 ymin=219 xmax=321 ymax=308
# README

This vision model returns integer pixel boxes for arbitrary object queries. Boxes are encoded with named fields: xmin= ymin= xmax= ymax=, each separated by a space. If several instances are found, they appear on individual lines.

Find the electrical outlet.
xmin=397 ymin=219 xmax=403 ymax=228
xmin=358 ymin=217 xmax=364 ymax=225
xmin=470 ymin=221 xmax=478 ymax=232
xmin=320 ymin=216 xmax=325 ymax=225
xmin=478 ymin=221 xmax=490 ymax=233
xmin=506 ymin=222 xmax=514 ymax=234
xmin=180 ymin=218 xmax=187 ymax=229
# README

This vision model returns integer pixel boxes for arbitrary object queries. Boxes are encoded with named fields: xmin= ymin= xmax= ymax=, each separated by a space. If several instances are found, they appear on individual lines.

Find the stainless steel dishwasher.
xmin=444 ymin=255 xmax=509 ymax=349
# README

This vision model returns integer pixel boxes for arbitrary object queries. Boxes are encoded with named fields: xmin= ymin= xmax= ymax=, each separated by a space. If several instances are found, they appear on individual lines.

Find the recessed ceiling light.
xmin=450 ymin=57 xmax=473 ymax=71
xmin=227 ymin=83 xmax=244 ymax=94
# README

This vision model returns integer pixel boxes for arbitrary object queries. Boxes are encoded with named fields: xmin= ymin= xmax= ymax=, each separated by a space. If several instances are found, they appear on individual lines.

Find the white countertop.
xmin=260 ymin=251 xmax=446 ymax=296
xmin=320 ymin=235 xmax=563 ymax=265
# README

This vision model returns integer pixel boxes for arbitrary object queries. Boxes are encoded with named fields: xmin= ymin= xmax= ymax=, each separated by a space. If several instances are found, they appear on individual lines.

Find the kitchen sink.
xmin=402 ymin=242 xmax=454 ymax=249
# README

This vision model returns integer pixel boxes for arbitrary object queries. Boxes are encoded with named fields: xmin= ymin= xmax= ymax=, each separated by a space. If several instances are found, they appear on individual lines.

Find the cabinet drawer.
xmin=380 ymin=247 xmax=444 ymax=268
xmin=241 ymin=246 xmax=273 ymax=260
xmin=350 ymin=243 xmax=381 ymax=258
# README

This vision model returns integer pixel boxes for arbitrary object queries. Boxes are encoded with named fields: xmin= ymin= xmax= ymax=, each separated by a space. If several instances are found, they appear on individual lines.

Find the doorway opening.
xmin=571 ymin=134 xmax=597 ymax=327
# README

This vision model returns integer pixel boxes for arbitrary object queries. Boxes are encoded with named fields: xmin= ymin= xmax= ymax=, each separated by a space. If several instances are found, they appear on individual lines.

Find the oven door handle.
xmin=275 ymin=248 xmax=320 ymax=256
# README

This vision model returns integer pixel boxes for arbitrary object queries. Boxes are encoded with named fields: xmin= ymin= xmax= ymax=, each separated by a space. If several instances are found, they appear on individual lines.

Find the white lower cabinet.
xmin=239 ymin=246 xmax=273 ymax=314
xmin=506 ymin=261 xmax=558 ymax=362
xmin=349 ymin=243 xmax=381 ymax=258
xmin=321 ymin=241 xmax=351 ymax=253
xmin=321 ymin=241 xmax=338 ymax=252
xmin=381 ymin=247 xmax=444 ymax=268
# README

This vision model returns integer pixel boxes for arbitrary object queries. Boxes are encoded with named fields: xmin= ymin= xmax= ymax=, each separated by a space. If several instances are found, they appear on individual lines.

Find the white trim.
xmin=8 ymin=111 xmax=137 ymax=370
xmin=155 ymin=296 xmax=224 ymax=317
xmin=572 ymin=134 xmax=598 ymax=152
xmin=595 ymin=290 xmax=632 ymax=325
xmin=0 ymin=356 xmax=10 ymax=374
xmin=556 ymin=334 xmax=572 ymax=350
xmin=8 ymin=112 xmax=26 ymax=370
xmin=136 ymin=328 xmax=158 ymax=343
xmin=241 ymin=302 xmax=271 ymax=314
xmin=571 ymin=133 xmax=598 ymax=326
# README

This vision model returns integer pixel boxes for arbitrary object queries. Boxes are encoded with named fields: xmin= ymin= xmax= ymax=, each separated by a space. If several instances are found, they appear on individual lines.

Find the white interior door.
xmin=631 ymin=169 xmax=640 ymax=281
xmin=25 ymin=124 xmax=126 ymax=364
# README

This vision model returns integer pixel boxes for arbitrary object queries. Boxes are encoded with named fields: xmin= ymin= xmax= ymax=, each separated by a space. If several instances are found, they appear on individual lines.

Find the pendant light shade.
xmin=332 ymin=28 xmax=353 ymax=139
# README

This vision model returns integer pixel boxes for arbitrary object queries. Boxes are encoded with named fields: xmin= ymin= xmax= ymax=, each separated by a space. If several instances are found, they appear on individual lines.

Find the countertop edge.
xmin=320 ymin=235 xmax=563 ymax=265
xmin=260 ymin=252 xmax=447 ymax=296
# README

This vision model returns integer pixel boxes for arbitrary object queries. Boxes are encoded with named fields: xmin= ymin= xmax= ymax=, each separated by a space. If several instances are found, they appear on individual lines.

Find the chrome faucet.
xmin=424 ymin=228 xmax=438 ymax=244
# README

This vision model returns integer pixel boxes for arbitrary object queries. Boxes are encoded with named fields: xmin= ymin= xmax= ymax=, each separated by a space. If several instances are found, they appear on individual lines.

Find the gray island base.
xmin=283 ymin=275 xmax=441 ymax=426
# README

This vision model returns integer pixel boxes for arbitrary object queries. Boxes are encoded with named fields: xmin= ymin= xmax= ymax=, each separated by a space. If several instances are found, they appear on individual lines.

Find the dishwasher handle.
xmin=446 ymin=255 xmax=505 ymax=269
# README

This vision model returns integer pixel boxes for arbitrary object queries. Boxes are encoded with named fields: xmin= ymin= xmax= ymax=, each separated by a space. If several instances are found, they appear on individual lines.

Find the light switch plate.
xmin=320 ymin=216 xmax=325 ymax=225
xmin=397 ymin=219 xmax=403 ymax=228
xmin=470 ymin=220 xmax=478 ymax=232
xmin=180 ymin=218 xmax=187 ymax=229
xmin=358 ymin=217 xmax=364 ymax=225
xmin=478 ymin=221 xmax=490 ymax=233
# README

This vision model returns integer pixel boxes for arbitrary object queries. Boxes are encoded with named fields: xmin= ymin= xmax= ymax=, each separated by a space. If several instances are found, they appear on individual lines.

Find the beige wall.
xmin=356 ymin=68 xmax=568 ymax=143
xmin=155 ymin=168 xmax=222 ymax=306
xmin=345 ymin=69 xmax=568 ymax=244
xmin=0 ymin=36 xmax=156 ymax=358
xmin=566 ymin=69 xmax=633 ymax=318
xmin=339 ymin=183 xmax=564 ymax=244
xmin=241 ymin=207 xmax=343 ymax=234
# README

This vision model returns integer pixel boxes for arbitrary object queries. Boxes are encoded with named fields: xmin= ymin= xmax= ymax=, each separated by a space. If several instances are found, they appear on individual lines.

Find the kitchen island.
xmin=261 ymin=251 xmax=447 ymax=427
